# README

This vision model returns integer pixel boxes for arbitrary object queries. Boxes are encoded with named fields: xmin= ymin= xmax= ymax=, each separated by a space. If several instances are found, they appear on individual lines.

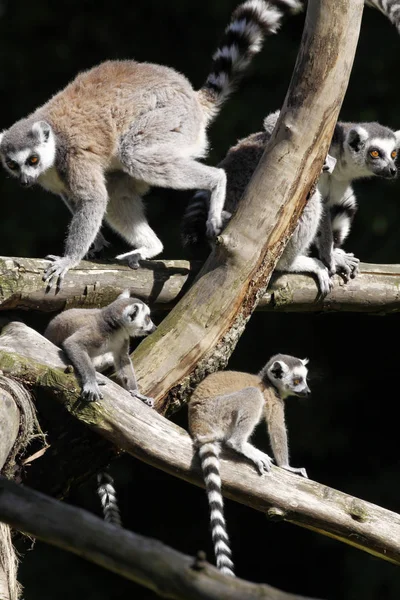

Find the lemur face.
xmin=120 ymin=297 xmax=157 ymax=338
xmin=346 ymin=125 xmax=400 ymax=180
xmin=268 ymin=355 xmax=310 ymax=399
xmin=0 ymin=120 xmax=56 ymax=187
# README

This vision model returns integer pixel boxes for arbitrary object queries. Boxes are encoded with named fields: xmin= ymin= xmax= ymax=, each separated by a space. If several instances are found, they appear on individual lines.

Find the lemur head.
xmin=339 ymin=122 xmax=400 ymax=180
xmin=0 ymin=119 xmax=56 ymax=187
xmin=107 ymin=290 xmax=157 ymax=338
xmin=260 ymin=354 xmax=310 ymax=399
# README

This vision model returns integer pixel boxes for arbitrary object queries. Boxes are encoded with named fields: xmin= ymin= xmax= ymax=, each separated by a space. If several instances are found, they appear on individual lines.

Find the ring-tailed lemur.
xmin=97 ymin=472 xmax=122 ymax=527
xmin=183 ymin=110 xmax=399 ymax=282
xmin=365 ymin=0 xmax=400 ymax=33
xmin=45 ymin=290 xmax=156 ymax=403
xmin=182 ymin=111 xmax=337 ymax=296
xmin=0 ymin=0 xmax=301 ymax=290
xmin=189 ymin=354 xmax=310 ymax=576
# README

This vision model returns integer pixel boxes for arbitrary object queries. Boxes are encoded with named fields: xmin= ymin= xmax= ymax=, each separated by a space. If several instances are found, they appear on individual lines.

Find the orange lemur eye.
xmin=370 ymin=149 xmax=380 ymax=158
xmin=293 ymin=378 xmax=301 ymax=386
xmin=391 ymin=150 xmax=397 ymax=159
xmin=6 ymin=160 xmax=18 ymax=170
xmin=27 ymin=155 xmax=39 ymax=165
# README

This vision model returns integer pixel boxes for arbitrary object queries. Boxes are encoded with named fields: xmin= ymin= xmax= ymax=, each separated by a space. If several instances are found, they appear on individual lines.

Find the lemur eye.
xmin=369 ymin=149 xmax=380 ymax=159
xmin=27 ymin=155 xmax=39 ymax=166
xmin=6 ymin=160 xmax=18 ymax=170
xmin=293 ymin=378 xmax=301 ymax=386
xmin=391 ymin=150 xmax=397 ymax=159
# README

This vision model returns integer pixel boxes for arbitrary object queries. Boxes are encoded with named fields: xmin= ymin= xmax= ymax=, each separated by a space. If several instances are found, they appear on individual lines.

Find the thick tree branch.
xmin=0 ymin=323 xmax=399 ymax=566
xmin=1 ymin=257 xmax=399 ymax=314
xmin=0 ymin=477 xmax=322 ymax=600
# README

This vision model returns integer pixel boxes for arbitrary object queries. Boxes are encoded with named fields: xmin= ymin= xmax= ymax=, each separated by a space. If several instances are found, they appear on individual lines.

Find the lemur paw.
xmin=81 ymin=381 xmax=103 ymax=402
xmin=316 ymin=267 xmax=333 ymax=299
xmin=115 ymin=250 xmax=142 ymax=270
xmin=129 ymin=390 xmax=155 ymax=408
xmin=206 ymin=216 xmax=223 ymax=239
xmin=221 ymin=210 xmax=232 ymax=228
xmin=333 ymin=249 xmax=360 ymax=282
xmin=86 ymin=232 xmax=110 ymax=259
xmin=253 ymin=452 xmax=274 ymax=475
xmin=43 ymin=255 xmax=77 ymax=290
xmin=281 ymin=465 xmax=308 ymax=478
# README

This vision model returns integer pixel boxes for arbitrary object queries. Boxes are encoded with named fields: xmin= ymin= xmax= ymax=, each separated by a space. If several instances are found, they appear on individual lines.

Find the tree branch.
xmin=0 ymin=323 xmax=399 ymax=566
xmin=0 ymin=477 xmax=323 ymax=600
xmin=1 ymin=257 xmax=399 ymax=314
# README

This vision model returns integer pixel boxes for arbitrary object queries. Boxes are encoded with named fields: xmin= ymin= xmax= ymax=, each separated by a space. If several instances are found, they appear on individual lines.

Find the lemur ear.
xmin=32 ymin=120 xmax=51 ymax=143
xmin=118 ymin=289 xmax=132 ymax=300
xmin=263 ymin=110 xmax=280 ymax=135
xmin=270 ymin=360 xmax=288 ymax=379
xmin=301 ymin=358 xmax=309 ymax=366
xmin=394 ymin=130 xmax=400 ymax=148
xmin=322 ymin=154 xmax=336 ymax=174
xmin=347 ymin=127 xmax=368 ymax=151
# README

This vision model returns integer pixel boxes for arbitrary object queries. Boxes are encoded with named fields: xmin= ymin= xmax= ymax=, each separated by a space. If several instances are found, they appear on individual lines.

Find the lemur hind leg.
xmin=225 ymin=387 xmax=273 ymax=475
xmin=105 ymin=172 xmax=163 ymax=269
xmin=118 ymin=107 xmax=227 ymax=243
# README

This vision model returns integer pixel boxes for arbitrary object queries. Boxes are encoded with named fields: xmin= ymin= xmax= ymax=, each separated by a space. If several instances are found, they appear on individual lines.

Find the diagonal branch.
xmin=0 ymin=257 xmax=399 ymax=314
xmin=0 ymin=323 xmax=399 ymax=566
xmin=0 ymin=476 xmax=322 ymax=600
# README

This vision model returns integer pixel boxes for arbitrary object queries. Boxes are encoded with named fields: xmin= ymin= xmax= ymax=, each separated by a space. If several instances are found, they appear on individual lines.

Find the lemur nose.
xmin=390 ymin=167 xmax=397 ymax=177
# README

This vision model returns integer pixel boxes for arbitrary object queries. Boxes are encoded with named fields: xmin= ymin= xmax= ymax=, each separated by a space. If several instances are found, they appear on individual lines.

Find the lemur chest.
xmin=38 ymin=167 xmax=67 ymax=195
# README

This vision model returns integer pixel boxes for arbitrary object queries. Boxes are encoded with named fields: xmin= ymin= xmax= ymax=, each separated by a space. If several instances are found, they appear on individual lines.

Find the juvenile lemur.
xmin=0 ymin=0 xmax=301 ymax=290
xmin=183 ymin=110 xmax=399 ymax=284
xmin=45 ymin=290 xmax=156 ymax=403
xmin=189 ymin=354 xmax=310 ymax=576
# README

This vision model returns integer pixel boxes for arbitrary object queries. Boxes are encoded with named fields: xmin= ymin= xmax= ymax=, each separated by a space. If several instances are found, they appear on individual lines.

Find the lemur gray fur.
xmin=45 ymin=290 xmax=156 ymax=403
xmin=0 ymin=0 xmax=301 ymax=290
xmin=183 ymin=110 xmax=400 ymax=283
xmin=97 ymin=472 xmax=122 ymax=527
xmin=189 ymin=354 xmax=310 ymax=576
xmin=182 ymin=111 xmax=337 ymax=296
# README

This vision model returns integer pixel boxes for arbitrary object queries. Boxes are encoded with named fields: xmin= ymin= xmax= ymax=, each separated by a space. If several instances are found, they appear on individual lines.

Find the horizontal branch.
xmin=0 ymin=257 xmax=399 ymax=314
xmin=0 ymin=323 xmax=399 ymax=566
xmin=0 ymin=477 xmax=322 ymax=600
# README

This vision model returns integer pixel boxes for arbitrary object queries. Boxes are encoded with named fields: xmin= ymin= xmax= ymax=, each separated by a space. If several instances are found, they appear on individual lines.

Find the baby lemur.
xmin=183 ymin=110 xmax=399 ymax=285
xmin=0 ymin=0 xmax=301 ymax=290
xmin=189 ymin=353 xmax=310 ymax=576
xmin=45 ymin=290 xmax=156 ymax=403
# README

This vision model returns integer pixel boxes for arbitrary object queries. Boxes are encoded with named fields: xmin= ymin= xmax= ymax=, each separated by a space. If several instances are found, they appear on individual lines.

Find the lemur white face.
xmin=268 ymin=357 xmax=310 ymax=399
xmin=121 ymin=299 xmax=156 ymax=337
xmin=346 ymin=126 xmax=399 ymax=179
xmin=0 ymin=120 xmax=56 ymax=187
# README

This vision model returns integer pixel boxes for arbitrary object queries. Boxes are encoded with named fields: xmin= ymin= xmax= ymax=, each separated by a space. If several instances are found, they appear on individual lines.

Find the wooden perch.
xmin=0 ymin=322 xmax=399 ymax=566
xmin=1 ymin=257 xmax=400 ymax=314
xmin=0 ymin=477 xmax=322 ymax=600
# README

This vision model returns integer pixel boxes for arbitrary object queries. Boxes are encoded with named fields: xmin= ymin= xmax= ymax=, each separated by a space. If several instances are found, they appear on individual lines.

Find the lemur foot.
xmin=43 ymin=255 xmax=77 ymax=290
xmin=316 ymin=266 xmax=333 ymax=299
xmin=333 ymin=248 xmax=360 ymax=282
xmin=206 ymin=216 xmax=223 ymax=239
xmin=86 ymin=231 xmax=110 ymax=259
xmin=252 ymin=451 xmax=274 ymax=475
xmin=281 ymin=465 xmax=308 ymax=478
xmin=221 ymin=210 xmax=232 ymax=228
xmin=129 ymin=390 xmax=155 ymax=408
xmin=81 ymin=381 xmax=103 ymax=402
xmin=115 ymin=250 xmax=142 ymax=270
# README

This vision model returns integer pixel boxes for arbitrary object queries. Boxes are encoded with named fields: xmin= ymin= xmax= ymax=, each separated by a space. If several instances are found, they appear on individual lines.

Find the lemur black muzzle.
xmin=20 ymin=175 xmax=34 ymax=188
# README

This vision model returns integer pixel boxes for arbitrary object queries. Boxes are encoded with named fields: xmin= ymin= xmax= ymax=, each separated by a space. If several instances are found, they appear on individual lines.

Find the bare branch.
xmin=0 ymin=323 xmax=399 ymax=566
xmin=0 ymin=477 xmax=322 ymax=600
xmin=1 ymin=257 xmax=399 ymax=314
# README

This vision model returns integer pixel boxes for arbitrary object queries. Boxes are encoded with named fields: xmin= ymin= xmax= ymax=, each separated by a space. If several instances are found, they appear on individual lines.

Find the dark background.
xmin=1 ymin=1 xmax=400 ymax=598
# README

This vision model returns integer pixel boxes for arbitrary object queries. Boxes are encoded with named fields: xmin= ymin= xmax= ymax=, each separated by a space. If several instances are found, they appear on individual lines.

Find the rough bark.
xmin=1 ymin=257 xmax=400 ymax=315
xmin=0 ymin=323 xmax=399 ymax=566
xmin=0 ymin=477 xmax=323 ymax=600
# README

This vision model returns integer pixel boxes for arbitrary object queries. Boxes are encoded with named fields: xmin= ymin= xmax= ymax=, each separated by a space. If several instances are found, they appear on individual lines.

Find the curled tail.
xmin=366 ymin=0 xmax=400 ymax=33
xmin=198 ymin=442 xmax=234 ymax=576
xmin=198 ymin=0 xmax=302 ymax=122
xmin=97 ymin=472 xmax=122 ymax=527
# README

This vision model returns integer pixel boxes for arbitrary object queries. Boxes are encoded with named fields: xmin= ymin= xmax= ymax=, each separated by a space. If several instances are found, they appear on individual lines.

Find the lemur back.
xmin=0 ymin=0 xmax=301 ymax=290
xmin=189 ymin=354 xmax=310 ymax=576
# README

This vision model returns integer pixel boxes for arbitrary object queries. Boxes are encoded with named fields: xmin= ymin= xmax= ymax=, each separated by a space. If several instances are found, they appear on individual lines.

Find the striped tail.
xmin=365 ymin=0 xmax=400 ymax=34
xmin=198 ymin=442 xmax=235 ymax=576
xmin=330 ymin=188 xmax=358 ymax=248
xmin=97 ymin=472 xmax=122 ymax=527
xmin=198 ymin=0 xmax=302 ymax=122
xmin=181 ymin=190 xmax=210 ymax=251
